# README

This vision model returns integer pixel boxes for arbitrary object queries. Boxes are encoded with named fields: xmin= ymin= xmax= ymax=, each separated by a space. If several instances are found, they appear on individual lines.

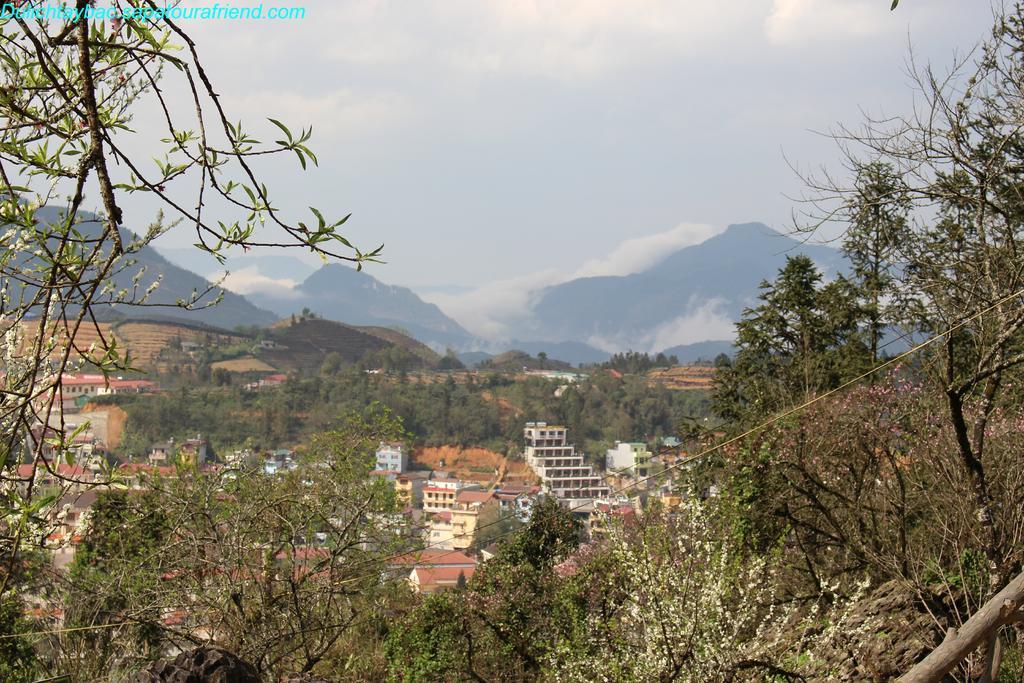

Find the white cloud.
xmin=765 ymin=0 xmax=893 ymax=45
xmin=582 ymin=297 xmax=734 ymax=353
xmin=219 ymin=267 xmax=301 ymax=299
xmin=642 ymin=298 xmax=736 ymax=351
xmin=301 ymin=1 xmax=768 ymax=80
xmin=421 ymin=268 xmax=564 ymax=340
xmin=571 ymin=223 xmax=718 ymax=279
xmin=425 ymin=223 xmax=724 ymax=341
xmin=228 ymin=90 xmax=411 ymax=141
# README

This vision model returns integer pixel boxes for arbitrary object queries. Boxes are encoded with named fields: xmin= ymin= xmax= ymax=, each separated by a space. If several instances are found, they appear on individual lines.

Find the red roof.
xmin=275 ymin=547 xmax=330 ymax=562
xmin=411 ymin=565 xmax=475 ymax=586
xmin=389 ymin=549 xmax=477 ymax=568
xmin=456 ymin=490 xmax=493 ymax=505
xmin=15 ymin=463 xmax=89 ymax=480
xmin=108 ymin=379 xmax=158 ymax=390
xmin=423 ymin=486 xmax=458 ymax=494
xmin=61 ymin=374 xmax=108 ymax=386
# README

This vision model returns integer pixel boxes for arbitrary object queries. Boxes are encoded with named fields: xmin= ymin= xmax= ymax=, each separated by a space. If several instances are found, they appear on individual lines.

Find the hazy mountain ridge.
xmin=526 ymin=222 xmax=844 ymax=350
xmin=246 ymin=263 xmax=474 ymax=348
xmin=29 ymin=206 xmax=279 ymax=329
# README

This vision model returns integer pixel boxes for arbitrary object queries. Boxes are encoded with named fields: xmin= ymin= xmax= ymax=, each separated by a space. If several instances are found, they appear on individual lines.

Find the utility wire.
xmin=7 ymin=286 xmax=1023 ymax=639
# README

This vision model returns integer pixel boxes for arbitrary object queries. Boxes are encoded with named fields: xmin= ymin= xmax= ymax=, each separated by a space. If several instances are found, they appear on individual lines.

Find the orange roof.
xmin=423 ymin=486 xmax=458 ymax=494
xmin=15 ymin=463 xmax=89 ymax=480
xmin=411 ymin=565 xmax=475 ymax=586
xmin=389 ymin=549 xmax=477 ymax=568
xmin=456 ymin=490 xmax=493 ymax=505
xmin=108 ymin=379 xmax=158 ymax=390
xmin=119 ymin=463 xmax=176 ymax=476
xmin=61 ymin=374 xmax=108 ymax=386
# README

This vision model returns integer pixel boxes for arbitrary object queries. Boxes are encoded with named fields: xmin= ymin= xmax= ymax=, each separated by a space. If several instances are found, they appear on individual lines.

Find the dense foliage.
xmin=111 ymin=371 xmax=712 ymax=458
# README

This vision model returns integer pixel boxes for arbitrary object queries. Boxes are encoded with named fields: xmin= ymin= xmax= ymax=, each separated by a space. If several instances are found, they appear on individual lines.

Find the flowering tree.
xmin=0 ymin=0 xmax=378 ymax=600
xmin=551 ymin=502 xmax=824 ymax=683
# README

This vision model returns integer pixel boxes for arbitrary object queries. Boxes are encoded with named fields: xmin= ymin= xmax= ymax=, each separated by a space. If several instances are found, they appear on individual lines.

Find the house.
xmin=148 ymin=440 xmax=173 ymax=466
xmin=524 ymin=422 xmax=610 ymax=503
xmin=587 ymin=500 xmax=637 ymax=541
xmin=117 ymin=462 xmax=176 ymax=488
xmin=180 ymin=340 xmax=202 ymax=354
xmin=408 ymin=565 xmax=475 ymax=594
xmin=447 ymin=490 xmax=497 ymax=550
xmin=426 ymin=490 xmax=498 ymax=550
xmin=388 ymin=548 xmax=477 ymax=571
xmin=60 ymin=374 xmax=108 ymax=399
xmin=395 ymin=471 xmax=429 ymax=508
xmin=605 ymin=441 xmax=654 ymax=478
xmin=177 ymin=436 xmax=210 ymax=467
xmin=102 ymin=378 xmax=158 ymax=395
xmin=47 ymin=489 xmax=101 ymax=569
xmin=14 ymin=461 xmax=93 ymax=493
xmin=387 ymin=548 xmax=478 ymax=589
xmin=244 ymin=373 xmax=288 ymax=392
xmin=375 ymin=442 xmax=408 ymax=474
xmin=427 ymin=510 xmax=456 ymax=549
xmin=493 ymin=484 xmax=541 ymax=521
xmin=422 ymin=474 xmax=470 ymax=513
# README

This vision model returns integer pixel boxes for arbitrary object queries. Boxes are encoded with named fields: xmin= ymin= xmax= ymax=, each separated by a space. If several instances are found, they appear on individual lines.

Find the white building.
xmin=375 ymin=442 xmax=408 ymax=474
xmin=524 ymin=422 xmax=609 ymax=503
xmin=605 ymin=441 xmax=654 ymax=477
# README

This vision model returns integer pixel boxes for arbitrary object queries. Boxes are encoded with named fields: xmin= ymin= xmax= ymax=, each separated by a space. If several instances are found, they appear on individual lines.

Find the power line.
xmin=11 ymin=286 xmax=1023 ymax=638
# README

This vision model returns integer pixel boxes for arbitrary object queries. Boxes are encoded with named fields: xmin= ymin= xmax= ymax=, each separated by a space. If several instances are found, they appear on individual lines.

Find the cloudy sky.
xmin=131 ymin=0 xmax=995 ymax=336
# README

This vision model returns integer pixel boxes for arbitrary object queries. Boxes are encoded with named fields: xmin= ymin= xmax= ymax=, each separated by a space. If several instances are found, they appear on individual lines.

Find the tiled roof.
xmin=456 ymin=490 xmax=493 ymax=505
xmin=411 ymin=565 xmax=475 ymax=586
xmin=388 ymin=549 xmax=477 ymax=567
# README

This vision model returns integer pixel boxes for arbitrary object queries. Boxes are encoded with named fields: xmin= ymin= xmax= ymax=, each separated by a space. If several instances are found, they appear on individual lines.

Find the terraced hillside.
xmin=355 ymin=325 xmax=440 ymax=365
xmin=113 ymin=319 xmax=250 ymax=367
xmin=645 ymin=365 xmax=716 ymax=390
xmin=260 ymin=318 xmax=412 ymax=372
xmin=13 ymin=319 xmax=116 ymax=365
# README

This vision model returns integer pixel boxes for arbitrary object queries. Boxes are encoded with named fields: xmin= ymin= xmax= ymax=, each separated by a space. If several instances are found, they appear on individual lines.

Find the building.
xmin=375 ymin=442 xmax=408 ymax=474
xmin=177 ymin=436 xmax=210 ymax=467
xmin=422 ymin=474 xmax=468 ymax=513
xmin=587 ymin=500 xmax=637 ymax=541
xmin=493 ymin=484 xmax=541 ymax=521
xmin=148 ymin=440 xmax=173 ymax=466
xmin=103 ymin=378 xmax=158 ymax=395
xmin=408 ymin=565 xmax=475 ymax=594
xmin=605 ymin=441 xmax=654 ymax=478
xmin=395 ymin=471 xmax=428 ymax=508
xmin=388 ymin=548 xmax=478 ymax=592
xmin=524 ymin=422 xmax=609 ymax=503
xmin=388 ymin=548 xmax=477 ymax=572
xmin=427 ymin=489 xmax=498 ymax=550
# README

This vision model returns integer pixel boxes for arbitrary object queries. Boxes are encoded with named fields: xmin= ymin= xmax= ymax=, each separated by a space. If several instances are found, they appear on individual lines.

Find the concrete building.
xmin=427 ymin=490 xmax=498 ymax=551
xmin=605 ymin=441 xmax=654 ymax=478
xmin=375 ymin=442 xmax=408 ymax=474
xmin=422 ymin=474 xmax=466 ymax=513
xmin=524 ymin=422 xmax=609 ymax=503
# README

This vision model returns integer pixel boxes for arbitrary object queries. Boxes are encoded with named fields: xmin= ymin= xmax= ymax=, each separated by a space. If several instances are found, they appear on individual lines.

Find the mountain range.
xmin=29 ymin=207 xmax=278 ymax=329
xmin=519 ymin=222 xmax=845 ymax=355
xmin=26 ymin=208 xmax=847 ymax=365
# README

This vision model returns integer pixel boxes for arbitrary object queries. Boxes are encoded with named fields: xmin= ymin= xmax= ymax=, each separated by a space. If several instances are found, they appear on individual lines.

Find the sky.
xmin=126 ymin=0 xmax=997 ymax=337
